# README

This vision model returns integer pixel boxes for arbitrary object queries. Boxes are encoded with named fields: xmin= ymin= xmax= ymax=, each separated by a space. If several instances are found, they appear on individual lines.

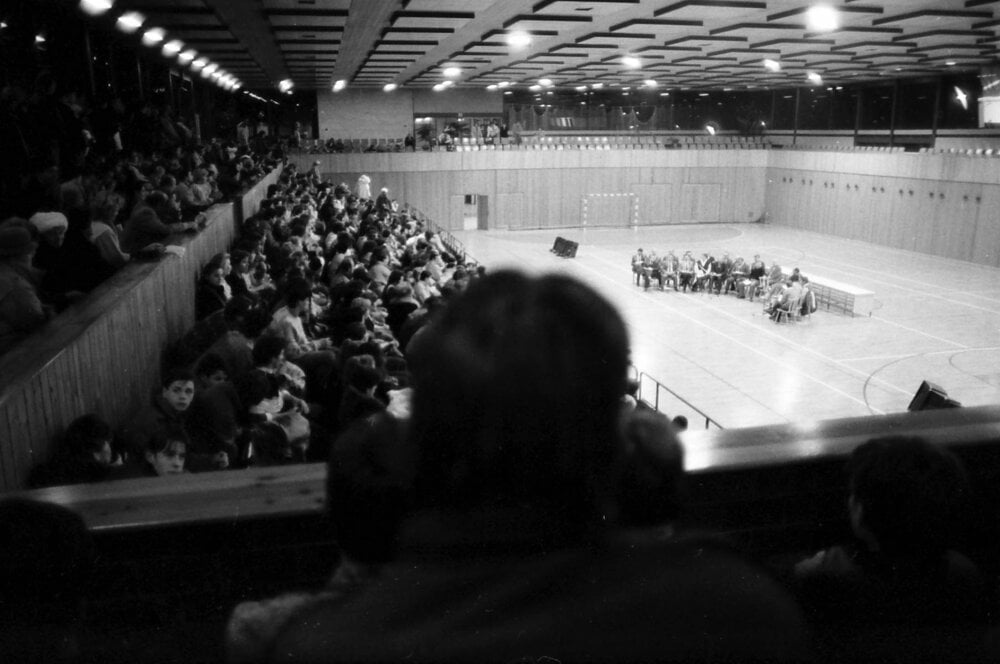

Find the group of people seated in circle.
xmin=631 ymin=248 xmax=817 ymax=321
xmin=28 ymin=165 xmax=483 ymax=486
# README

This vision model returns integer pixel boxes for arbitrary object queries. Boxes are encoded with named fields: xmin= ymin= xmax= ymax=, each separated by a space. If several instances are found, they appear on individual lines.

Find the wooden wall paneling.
xmin=941 ymin=182 xmax=981 ymax=261
xmin=631 ymin=184 xmax=667 ymax=225
xmin=0 ymin=392 xmax=20 ymax=489
xmin=496 ymin=193 xmax=526 ymax=230
xmin=971 ymin=185 xmax=1000 ymax=268
xmin=885 ymin=178 xmax=913 ymax=250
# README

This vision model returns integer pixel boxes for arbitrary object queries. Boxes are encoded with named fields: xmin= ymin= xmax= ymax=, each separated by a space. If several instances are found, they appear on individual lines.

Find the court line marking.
xmin=566 ymin=250 xmax=891 ymax=414
xmin=841 ymin=346 xmax=1000 ymax=363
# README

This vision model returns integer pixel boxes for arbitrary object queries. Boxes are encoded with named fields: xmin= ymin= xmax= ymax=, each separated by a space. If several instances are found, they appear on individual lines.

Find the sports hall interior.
xmin=2 ymin=0 xmax=1000 ymax=661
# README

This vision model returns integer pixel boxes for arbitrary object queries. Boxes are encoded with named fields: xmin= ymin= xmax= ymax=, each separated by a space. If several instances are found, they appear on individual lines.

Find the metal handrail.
xmin=403 ymin=204 xmax=469 ymax=264
xmin=636 ymin=370 xmax=723 ymax=430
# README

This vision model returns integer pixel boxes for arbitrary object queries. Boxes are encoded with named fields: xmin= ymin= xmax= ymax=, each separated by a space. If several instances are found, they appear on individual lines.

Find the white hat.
xmin=29 ymin=211 xmax=69 ymax=234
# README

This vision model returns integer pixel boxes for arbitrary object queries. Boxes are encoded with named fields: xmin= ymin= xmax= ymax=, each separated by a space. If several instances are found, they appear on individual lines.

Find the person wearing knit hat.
xmin=0 ymin=222 xmax=50 ymax=355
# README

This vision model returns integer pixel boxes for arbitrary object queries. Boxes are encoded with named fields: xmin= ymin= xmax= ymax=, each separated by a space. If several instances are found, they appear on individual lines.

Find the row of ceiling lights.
xmin=345 ymin=5 xmax=874 ymax=95
xmin=79 ymin=0 xmax=244 ymax=92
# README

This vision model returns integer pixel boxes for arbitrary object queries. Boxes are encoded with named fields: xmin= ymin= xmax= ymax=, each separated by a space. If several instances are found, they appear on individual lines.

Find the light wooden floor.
xmin=451 ymin=223 xmax=1000 ymax=430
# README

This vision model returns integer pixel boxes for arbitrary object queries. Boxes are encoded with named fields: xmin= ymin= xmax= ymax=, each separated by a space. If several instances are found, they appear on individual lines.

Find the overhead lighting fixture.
xmin=592 ymin=82 xmax=604 ymax=89
xmin=333 ymin=79 xmax=346 ymax=92
xmin=79 ymin=0 xmax=114 ymax=16
xmin=432 ymin=83 xmax=446 ymax=92
xmin=278 ymin=78 xmax=293 ymax=92
xmin=191 ymin=57 xmax=207 ymax=71
xmin=503 ymin=90 xmax=512 ymax=95
xmin=203 ymin=63 xmax=219 ymax=75
xmin=162 ymin=40 xmax=183 ymax=56
xmin=529 ymin=84 xmax=542 ymax=91
xmin=383 ymin=83 xmax=398 ymax=92
xmin=763 ymin=58 xmax=781 ymax=72
xmin=141 ymin=27 xmax=165 ymax=47
xmin=622 ymin=55 xmax=641 ymax=69
xmin=807 ymin=71 xmax=823 ymax=85
xmin=805 ymin=5 xmax=839 ymax=33
xmin=178 ymin=49 xmax=197 ymax=65
xmin=575 ymin=85 xmax=588 ymax=91
xmin=211 ymin=71 xmax=222 ymax=80
xmin=945 ymin=60 xmax=957 ymax=66
xmin=498 ymin=81 xmax=510 ymax=88
xmin=116 ymin=11 xmax=144 ymax=33
xmin=443 ymin=66 xmax=461 ymax=78
xmin=35 ymin=33 xmax=46 ymax=45
xmin=506 ymin=31 xmax=531 ymax=49
xmin=644 ymin=79 xmax=657 ymax=88
xmin=441 ymin=80 xmax=454 ymax=88
xmin=232 ymin=82 xmax=242 ymax=90
xmin=539 ymin=77 xmax=553 ymax=87
xmin=705 ymin=124 xmax=717 ymax=135
xmin=486 ymin=84 xmax=498 ymax=91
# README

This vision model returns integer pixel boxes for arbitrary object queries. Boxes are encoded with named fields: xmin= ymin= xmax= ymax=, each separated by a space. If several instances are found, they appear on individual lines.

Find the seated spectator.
xmin=795 ymin=436 xmax=989 ymax=664
xmin=88 ymin=191 xmax=135 ymax=268
xmin=40 ymin=207 xmax=116 ymax=295
xmin=0 ymin=498 xmax=96 ymax=663
xmin=195 ymin=254 xmax=230 ymax=321
xmin=227 ymin=270 xmax=809 ymax=663
xmin=141 ymin=427 xmax=188 ymax=477
xmin=28 ymin=413 xmax=122 ymax=488
xmin=336 ymin=354 xmax=384 ymax=431
xmin=120 ymin=190 xmax=200 ymax=254
xmin=120 ymin=367 xmax=195 ymax=461
xmin=28 ymin=208 xmax=69 ymax=277
xmin=0 ymin=224 xmax=50 ymax=354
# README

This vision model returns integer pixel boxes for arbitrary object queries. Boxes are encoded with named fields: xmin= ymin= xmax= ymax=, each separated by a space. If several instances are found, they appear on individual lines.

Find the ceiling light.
xmin=946 ymin=61 xmax=957 ymax=66
xmin=278 ymin=78 xmax=293 ymax=92
xmin=592 ymin=82 xmax=604 ymax=89
xmin=763 ymin=58 xmax=781 ymax=72
xmin=79 ymin=0 xmax=114 ymax=17
xmin=622 ymin=55 xmax=641 ymax=69
xmin=807 ymin=71 xmax=823 ymax=85
xmin=529 ymin=84 xmax=542 ymax=91
xmin=35 ymin=33 xmax=46 ymax=45
xmin=162 ymin=40 xmax=183 ymax=56
xmin=705 ymin=124 xmax=716 ymax=135
xmin=383 ymin=83 xmax=398 ymax=92
xmin=644 ymin=79 xmax=657 ymax=88
xmin=211 ymin=71 xmax=222 ymax=80
xmin=955 ymin=86 xmax=968 ymax=110
xmin=203 ymin=63 xmax=219 ymax=75
xmin=805 ymin=5 xmax=839 ymax=33
xmin=200 ymin=68 xmax=213 ymax=79
xmin=486 ymin=84 xmax=498 ymax=91
xmin=433 ymin=83 xmax=446 ymax=92
xmin=441 ymin=80 xmax=454 ymax=88
xmin=503 ymin=90 xmax=512 ymax=95
xmin=116 ymin=11 xmax=144 ymax=33
xmin=178 ymin=49 xmax=197 ymax=64
xmin=506 ymin=31 xmax=531 ymax=49
xmin=191 ymin=58 xmax=207 ymax=71
xmin=443 ymin=66 xmax=461 ymax=78
xmin=539 ymin=78 xmax=553 ymax=87
xmin=232 ymin=82 xmax=242 ymax=90
xmin=575 ymin=85 xmax=588 ymax=91
xmin=498 ymin=81 xmax=510 ymax=88
xmin=141 ymin=27 xmax=165 ymax=46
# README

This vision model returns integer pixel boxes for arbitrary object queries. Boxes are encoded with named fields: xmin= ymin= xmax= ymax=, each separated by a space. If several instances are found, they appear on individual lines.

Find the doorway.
xmin=463 ymin=194 xmax=489 ymax=230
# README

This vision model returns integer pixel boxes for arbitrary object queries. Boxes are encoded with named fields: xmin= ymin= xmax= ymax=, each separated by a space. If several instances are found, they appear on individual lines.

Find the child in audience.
xmin=795 ymin=436 xmax=989 ymax=663
xmin=28 ymin=413 xmax=123 ymax=487
xmin=143 ymin=428 xmax=188 ymax=476
xmin=121 ymin=367 xmax=195 ymax=461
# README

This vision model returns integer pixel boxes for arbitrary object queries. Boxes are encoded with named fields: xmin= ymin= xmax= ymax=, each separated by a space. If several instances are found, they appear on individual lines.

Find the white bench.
xmin=805 ymin=274 xmax=874 ymax=317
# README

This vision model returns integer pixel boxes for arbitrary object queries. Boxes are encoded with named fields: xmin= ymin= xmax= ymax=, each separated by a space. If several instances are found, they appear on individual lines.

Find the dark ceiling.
xmin=111 ymin=0 xmax=1000 ymax=92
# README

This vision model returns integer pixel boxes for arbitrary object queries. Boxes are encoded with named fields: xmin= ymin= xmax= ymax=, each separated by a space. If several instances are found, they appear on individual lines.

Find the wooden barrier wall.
xmin=289 ymin=151 xmax=768 ymax=231
xmin=0 ymin=167 xmax=282 ymax=492
xmin=765 ymin=151 xmax=1000 ymax=267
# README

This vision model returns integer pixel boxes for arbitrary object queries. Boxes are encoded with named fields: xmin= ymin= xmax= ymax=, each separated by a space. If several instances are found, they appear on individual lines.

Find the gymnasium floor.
xmin=451 ymin=223 xmax=1000 ymax=429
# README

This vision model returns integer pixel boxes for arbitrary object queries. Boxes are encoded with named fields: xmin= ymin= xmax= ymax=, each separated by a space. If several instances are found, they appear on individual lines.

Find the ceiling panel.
xmin=95 ymin=0 xmax=999 ymax=92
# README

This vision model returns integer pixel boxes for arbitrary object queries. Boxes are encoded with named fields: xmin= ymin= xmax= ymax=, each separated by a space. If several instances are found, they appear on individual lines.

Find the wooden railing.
xmin=0 ymin=167 xmax=283 ymax=493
